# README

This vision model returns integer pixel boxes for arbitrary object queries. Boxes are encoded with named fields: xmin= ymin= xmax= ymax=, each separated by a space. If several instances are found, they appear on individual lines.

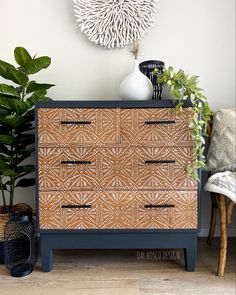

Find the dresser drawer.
xmin=38 ymin=146 xmax=135 ymax=191
xmin=37 ymin=108 xmax=120 ymax=147
xmin=120 ymin=108 xmax=194 ymax=147
xmin=38 ymin=146 xmax=197 ymax=191
xmin=39 ymin=191 xmax=198 ymax=230
xmin=135 ymin=146 xmax=197 ymax=190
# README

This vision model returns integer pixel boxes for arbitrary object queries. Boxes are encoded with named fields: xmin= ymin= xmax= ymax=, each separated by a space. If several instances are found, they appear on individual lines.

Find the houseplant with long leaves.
xmin=0 ymin=47 xmax=54 ymax=212
xmin=155 ymin=66 xmax=212 ymax=181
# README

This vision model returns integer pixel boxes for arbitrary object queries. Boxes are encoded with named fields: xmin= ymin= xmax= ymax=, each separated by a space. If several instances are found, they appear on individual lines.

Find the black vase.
xmin=139 ymin=60 xmax=165 ymax=100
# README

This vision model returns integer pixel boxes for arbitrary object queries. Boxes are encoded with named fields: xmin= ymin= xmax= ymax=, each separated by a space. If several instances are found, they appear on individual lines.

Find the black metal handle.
xmin=144 ymin=160 xmax=175 ymax=164
xmin=60 ymin=121 xmax=91 ymax=125
xmin=61 ymin=160 xmax=92 ymax=164
xmin=144 ymin=204 xmax=175 ymax=209
xmin=144 ymin=120 xmax=175 ymax=125
xmin=61 ymin=204 xmax=91 ymax=209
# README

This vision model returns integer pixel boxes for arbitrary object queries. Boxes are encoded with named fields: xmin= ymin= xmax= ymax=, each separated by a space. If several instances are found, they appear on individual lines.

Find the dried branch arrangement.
xmin=129 ymin=41 xmax=140 ymax=60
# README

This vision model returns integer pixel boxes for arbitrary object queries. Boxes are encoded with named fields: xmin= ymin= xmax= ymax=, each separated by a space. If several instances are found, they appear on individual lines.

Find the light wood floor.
xmin=0 ymin=238 xmax=235 ymax=295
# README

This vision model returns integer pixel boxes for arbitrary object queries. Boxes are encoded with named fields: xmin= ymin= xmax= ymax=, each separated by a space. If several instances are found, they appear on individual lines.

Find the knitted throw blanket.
xmin=204 ymin=171 xmax=236 ymax=203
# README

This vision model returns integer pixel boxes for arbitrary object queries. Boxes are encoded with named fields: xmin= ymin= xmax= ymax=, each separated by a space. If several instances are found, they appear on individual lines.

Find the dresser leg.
xmin=184 ymin=246 xmax=197 ymax=272
xmin=41 ymin=244 xmax=53 ymax=272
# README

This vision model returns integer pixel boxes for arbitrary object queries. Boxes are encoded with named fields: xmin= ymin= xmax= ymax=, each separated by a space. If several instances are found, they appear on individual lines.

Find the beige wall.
xmin=0 ymin=0 xmax=235 ymax=236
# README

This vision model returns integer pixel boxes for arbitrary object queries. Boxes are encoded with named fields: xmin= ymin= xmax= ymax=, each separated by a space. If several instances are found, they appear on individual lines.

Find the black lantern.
xmin=4 ymin=205 xmax=37 ymax=277
xmin=139 ymin=60 xmax=165 ymax=100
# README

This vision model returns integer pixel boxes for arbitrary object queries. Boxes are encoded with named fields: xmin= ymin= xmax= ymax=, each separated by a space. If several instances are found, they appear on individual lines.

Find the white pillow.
xmin=206 ymin=108 xmax=236 ymax=172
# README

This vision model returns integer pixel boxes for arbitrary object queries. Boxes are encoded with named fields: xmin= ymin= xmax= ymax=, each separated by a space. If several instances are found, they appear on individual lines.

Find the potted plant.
xmin=155 ymin=66 xmax=212 ymax=181
xmin=0 ymin=47 xmax=54 ymax=262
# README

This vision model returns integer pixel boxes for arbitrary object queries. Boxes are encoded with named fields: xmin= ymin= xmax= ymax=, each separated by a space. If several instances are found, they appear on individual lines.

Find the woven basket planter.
xmin=0 ymin=208 xmax=9 ymax=264
xmin=0 ymin=211 xmax=9 ymax=240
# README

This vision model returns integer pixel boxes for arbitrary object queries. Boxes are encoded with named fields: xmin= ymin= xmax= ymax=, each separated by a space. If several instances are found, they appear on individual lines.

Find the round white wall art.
xmin=73 ymin=0 xmax=159 ymax=48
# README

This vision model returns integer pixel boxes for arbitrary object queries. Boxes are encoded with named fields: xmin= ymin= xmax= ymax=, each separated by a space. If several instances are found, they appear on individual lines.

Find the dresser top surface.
xmin=35 ymin=100 xmax=191 ymax=109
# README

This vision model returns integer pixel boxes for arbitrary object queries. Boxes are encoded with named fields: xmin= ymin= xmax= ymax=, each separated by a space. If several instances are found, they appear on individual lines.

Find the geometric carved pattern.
xmin=38 ymin=108 xmax=120 ymax=147
xmin=120 ymin=108 xmax=194 ymax=147
xmin=38 ymin=146 xmax=197 ymax=191
xmin=38 ymin=108 xmax=194 ymax=148
xmin=37 ymin=107 xmax=198 ymax=230
xmin=39 ymin=191 xmax=198 ymax=230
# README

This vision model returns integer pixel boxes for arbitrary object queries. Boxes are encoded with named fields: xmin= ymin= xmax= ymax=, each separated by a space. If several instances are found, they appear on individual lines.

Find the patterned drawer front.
xmin=120 ymin=108 xmax=194 ymax=147
xmin=39 ymin=191 xmax=198 ymax=230
xmin=38 ymin=146 xmax=197 ymax=191
xmin=135 ymin=146 xmax=197 ymax=190
xmin=37 ymin=108 xmax=120 ymax=147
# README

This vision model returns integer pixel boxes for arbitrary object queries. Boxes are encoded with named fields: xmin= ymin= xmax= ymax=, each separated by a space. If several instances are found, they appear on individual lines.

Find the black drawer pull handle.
xmin=61 ymin=161 xmax=92 ymax=165
xmin=144 ymin=120 xmax=175 ymax=125
xmin=144 ymin=160 xmax=175 ymax=164
xmin=61 ymin=204 xmax=91 ymax=209
xmin=144 ymin=204 xmax=175 ymax=209
xmin=60 ymin=121 xmax=91 ymax=125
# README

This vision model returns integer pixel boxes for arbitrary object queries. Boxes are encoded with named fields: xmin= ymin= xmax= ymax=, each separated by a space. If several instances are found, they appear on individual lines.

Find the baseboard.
xmin=198 ymin=227 xmax=236 ymax=237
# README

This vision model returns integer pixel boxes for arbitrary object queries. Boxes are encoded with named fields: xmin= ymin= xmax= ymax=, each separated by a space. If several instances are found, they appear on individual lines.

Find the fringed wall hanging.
xmin=73 ymin=0 xmax=159 ymax=48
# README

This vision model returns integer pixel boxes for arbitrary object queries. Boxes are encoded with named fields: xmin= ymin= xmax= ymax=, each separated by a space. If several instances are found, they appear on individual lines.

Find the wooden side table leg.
xmin=207 ymin=193 xmax=217 ymax=245
xmin=216 ymin=194 xmax=227 ymax=276
xmin=227 ymin=201 xmax=235 ymax=224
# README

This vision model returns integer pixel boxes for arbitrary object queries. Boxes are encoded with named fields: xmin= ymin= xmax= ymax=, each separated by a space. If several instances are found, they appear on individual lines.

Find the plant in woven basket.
xmin=0 ymin=47 xmax=54 ymax=211
xmin=154 ymin=66 xmax=212 ymax=181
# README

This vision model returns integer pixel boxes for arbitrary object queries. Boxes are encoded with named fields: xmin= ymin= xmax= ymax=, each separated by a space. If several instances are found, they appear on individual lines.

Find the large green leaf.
xmin=9 ymin=98 xmax=29 ymax=114
xmin=0 ymin=134 xmax=16 ymax=146
xmin=15 ymin=178 xmax=35 ymax=187
xmin=0 ymin=60 xmax=15 ymax=79
xmin=0 ymin=60 xmax=28 ymax=86
xmin=6 ymin=66 xmax=29 ymax=87
xmin=0 ymin=158 xmax=9 ymax=169
xmin=14 ymin=47 xmax=32 ymax=67
xmin=0 ymin=96 xmax=12 ymax=110
xmin=26 ymin=91 xmax=50 ymax=108
xmin=1 ymin=168 xmax=17 ymax=177
xmin=1 ymin=165 xmax=34 ymax=179
xmin=26 ymin=82 xmax=54 ymax=94
xmin=16 ymin=164 xmax=35 ymax=174
xmin=0 ymin=84 xmax=20 ymax=97
xmin=0 ymin=97 xmax=28 ymax=114
xmin=0 ymin=104 xmax=11 ymax=116
xmin=0 ymin=114 xmax=25 ymax=128
xmin=25 ymin=56 xmax=51 ymax=74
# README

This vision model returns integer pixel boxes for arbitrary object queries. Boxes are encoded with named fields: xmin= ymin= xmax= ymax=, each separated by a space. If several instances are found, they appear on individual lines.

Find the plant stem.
xmin=9 ymin=176 xmax=15 ymax=208
xmin=0 ymin=176 xmax=6 ymax=209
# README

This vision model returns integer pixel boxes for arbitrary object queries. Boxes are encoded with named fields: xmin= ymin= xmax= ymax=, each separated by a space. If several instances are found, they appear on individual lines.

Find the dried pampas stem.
xmin=129 ymin=42 xmax=140 ymax=60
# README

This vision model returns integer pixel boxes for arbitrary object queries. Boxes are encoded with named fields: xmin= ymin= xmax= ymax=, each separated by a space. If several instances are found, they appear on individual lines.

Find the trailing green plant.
xmin=0 ymin=47 xmax=54 ymax=210
xmin=154 ymin=66 xmax=212 ymax=181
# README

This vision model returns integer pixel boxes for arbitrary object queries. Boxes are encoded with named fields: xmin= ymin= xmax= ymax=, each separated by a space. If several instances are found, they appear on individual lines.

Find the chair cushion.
xmin=206 ymin=108 xmax=236 ymax=172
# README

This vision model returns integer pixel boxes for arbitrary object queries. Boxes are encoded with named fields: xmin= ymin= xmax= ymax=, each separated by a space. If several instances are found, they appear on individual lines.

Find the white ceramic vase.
xmin=119 ymin=60 xmax=153 ymax=100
